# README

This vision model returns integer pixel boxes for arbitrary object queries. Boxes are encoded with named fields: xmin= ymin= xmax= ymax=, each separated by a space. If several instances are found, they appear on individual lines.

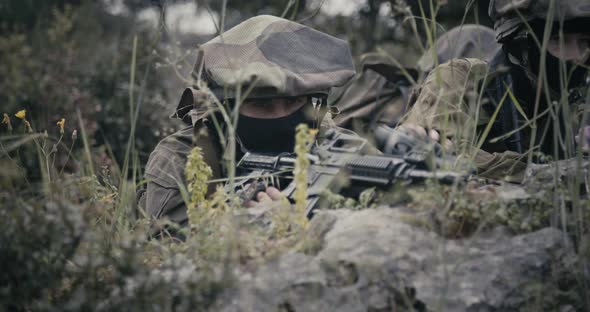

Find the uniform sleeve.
xmin=473 ymin=149 xmax=527 ymax=183
xmin=143 ymin=181 xmax=189 ymax=225
xmin=136 ymin=180 xmax=188 ymax=238
xmin=402 ymin=58 xmax=532 ymax=181
xmin=138 ymin=126 xmax=222 ymax=231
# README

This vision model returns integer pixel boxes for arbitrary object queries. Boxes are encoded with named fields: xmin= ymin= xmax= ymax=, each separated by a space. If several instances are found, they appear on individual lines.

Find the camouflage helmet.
xmin=193 ymin=15 xmax=355 ymax=100
xmin=489 ymin=0 xmax=590 ymax=43
xmin=417 ymin=24 xmax=501 ymax=72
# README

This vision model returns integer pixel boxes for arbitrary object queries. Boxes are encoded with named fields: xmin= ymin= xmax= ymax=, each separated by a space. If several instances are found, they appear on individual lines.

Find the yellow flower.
xmin=15 ymin=109 xmax=26 ymax=119
xmin=57 ymin=118 xmax=65 ymax=134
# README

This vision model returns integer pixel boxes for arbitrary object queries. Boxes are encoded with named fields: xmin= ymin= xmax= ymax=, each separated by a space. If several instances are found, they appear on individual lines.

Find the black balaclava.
xmin=235 ymin=102 xmax=317 ymax=154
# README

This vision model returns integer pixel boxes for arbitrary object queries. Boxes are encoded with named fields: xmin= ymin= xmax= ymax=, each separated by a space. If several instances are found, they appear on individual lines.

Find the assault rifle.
xmin=227 ymin=125 xmax=473 ymax=218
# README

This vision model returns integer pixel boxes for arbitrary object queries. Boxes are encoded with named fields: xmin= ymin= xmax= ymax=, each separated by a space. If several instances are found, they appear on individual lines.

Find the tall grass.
xmin=395 ymin=0 xmax=590 ymax=309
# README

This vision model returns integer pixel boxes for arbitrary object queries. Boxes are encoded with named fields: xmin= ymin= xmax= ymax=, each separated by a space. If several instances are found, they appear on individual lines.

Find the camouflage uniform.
xmin=331 ymin=24 xmax=500 ymax=132
xmin=137 ymin=16 xmax=355 ymax=230
xmin=401 ymin=0 xmax=590 ymax=182
xmin=329 ymin=52 xmax=416 ymax=131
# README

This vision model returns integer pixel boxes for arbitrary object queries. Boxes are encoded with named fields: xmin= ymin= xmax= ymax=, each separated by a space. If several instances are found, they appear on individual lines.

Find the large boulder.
xmin=215 ymin=208 xmax=580 ymax=311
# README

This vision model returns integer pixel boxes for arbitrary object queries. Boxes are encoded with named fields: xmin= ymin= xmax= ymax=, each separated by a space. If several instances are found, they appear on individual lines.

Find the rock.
xmin=524 ymin=158 xmax=589 ymax=191
xmin=237 ymin=205 xmax=273 ymax=228
xmin=215 ymin=208 xmax=580 ymax=311
xmin=494 ymin=184 xmax=532 ymax=202
xmin=300 ymin=211 xmax=340 ymax=255
xmin=215 ymin=252 xmax=368 ymax=312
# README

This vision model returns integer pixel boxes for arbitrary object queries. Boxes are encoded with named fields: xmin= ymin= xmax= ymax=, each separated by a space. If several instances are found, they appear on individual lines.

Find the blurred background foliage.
xmin=0 ymin=0 xmax=490 ymax=182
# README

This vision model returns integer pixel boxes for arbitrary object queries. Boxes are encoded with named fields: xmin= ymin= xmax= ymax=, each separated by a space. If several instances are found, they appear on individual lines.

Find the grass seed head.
xmin=185 ymin=146 xmax=213 ymax=229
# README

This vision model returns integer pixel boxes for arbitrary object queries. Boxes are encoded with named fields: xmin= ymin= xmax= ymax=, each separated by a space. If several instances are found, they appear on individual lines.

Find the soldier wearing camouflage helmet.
xmin=137 ymin=15 xmax=355 ymax=232
xmin=400 ymin=0 xmax=590 ymax=181
xmin=416 ymin=24 xmax=501 ymax=73
xmin=330 ymin=24 xmax=500 ymax=134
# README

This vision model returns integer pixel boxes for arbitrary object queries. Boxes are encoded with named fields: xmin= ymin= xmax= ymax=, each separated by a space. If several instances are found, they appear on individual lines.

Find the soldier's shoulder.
xmin=145 ymin=127 xmax=194 ymax=188
xmin=152 ymin=126 xmax=194 ymax=154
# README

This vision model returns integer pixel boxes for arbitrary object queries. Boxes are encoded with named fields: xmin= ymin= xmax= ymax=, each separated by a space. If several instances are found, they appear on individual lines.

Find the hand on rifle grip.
xmin=244 ymin=186 xmax=285 ymax=208
xmin=400 ymin=123 xmax=454 ymax=151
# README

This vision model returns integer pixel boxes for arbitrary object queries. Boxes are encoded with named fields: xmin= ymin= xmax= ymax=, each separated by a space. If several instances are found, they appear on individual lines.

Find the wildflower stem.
xmin=51 ymin=134 xmax=64 ymax=176
xmin=46 ymin=150 xmax=51 ymax=183
xmin=58 ymin=139 xmax=76 ymax=177
xmin=77 ymin=108 xmax=95 ymax=177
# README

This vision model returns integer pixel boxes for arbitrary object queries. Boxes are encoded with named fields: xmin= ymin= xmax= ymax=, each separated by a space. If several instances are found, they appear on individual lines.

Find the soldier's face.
xmin=546 ymin=32 xmax=590 ymax=64
xmin=239 ymin=96 xmax=307 ymax=119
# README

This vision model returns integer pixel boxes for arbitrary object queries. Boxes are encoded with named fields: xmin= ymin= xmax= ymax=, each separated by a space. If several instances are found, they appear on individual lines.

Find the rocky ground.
xmin=213 ymin=159 xmax=590 ymax=311
xmin=214 ymin=209 xmax=579 ymax=311
xmin=3 ymin=159 xmax=589 ymax=311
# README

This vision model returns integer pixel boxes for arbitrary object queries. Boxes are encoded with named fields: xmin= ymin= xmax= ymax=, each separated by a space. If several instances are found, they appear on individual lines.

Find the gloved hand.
xmin=244 ymin=186 xmax=286 ymax=208
xmin=402 ymin=58 xmax=489 ymax=141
